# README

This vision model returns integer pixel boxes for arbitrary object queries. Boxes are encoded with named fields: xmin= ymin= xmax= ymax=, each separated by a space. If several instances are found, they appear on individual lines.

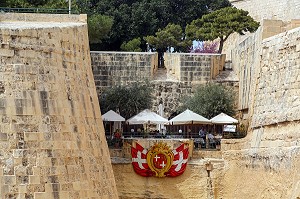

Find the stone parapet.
xmin=0 ymin=13 xmax=87 ymax=23
xmin=91 ymin=51 xmax=158 ymax=93
xmin=164 ymin=53 xmax=225 ymax=84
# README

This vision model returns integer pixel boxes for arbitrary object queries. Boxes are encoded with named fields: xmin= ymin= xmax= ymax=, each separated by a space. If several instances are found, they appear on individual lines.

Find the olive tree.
xmin=180 ymin=83 xmax=235 ymax=119
xmin=99 ymin=82 xmax=153 ymax=119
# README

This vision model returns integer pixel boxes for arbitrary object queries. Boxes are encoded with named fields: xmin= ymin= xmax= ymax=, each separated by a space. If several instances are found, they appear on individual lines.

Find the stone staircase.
xmin=213 ymin=61 xmax=239 ymax=83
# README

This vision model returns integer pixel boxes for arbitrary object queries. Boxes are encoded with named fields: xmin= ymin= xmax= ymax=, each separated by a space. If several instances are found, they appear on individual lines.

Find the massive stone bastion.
xmin=0 ymin=13 xmax=118 ymax=198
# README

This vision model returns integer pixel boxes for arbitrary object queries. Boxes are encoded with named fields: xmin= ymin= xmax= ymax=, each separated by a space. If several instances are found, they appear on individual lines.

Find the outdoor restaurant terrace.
xmin=102 ymin=109 xmax=244 ymax=153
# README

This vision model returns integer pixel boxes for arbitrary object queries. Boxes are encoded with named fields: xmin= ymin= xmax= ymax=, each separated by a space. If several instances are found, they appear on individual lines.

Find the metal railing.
xmin=0 ymin=7 xmax=75 ymax=14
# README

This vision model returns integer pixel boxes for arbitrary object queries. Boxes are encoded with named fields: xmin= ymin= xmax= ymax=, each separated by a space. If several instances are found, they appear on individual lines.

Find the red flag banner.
xmin=166 ymin=144 xmax=189 ymax=177
xmin=131 ymin=142 xmax=189 ymax=177
xmin=131 ymin=142 xmax=154 ymax=177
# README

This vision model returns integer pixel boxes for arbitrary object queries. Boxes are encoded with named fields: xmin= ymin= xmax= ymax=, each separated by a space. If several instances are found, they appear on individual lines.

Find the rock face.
xmin=0 ymin=13 xmax=118 ymax=199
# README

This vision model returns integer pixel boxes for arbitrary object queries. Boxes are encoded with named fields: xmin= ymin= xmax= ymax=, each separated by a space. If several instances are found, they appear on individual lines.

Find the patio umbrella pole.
xmin=110 ymin=122 xmax=112 ymax=138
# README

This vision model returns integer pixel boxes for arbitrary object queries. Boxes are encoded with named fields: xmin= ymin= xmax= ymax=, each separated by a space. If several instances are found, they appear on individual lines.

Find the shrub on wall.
xmin=99 ymin=81 xmax=153 ymax=119
xmin=179 ymin=83 xmax=235 ymax=119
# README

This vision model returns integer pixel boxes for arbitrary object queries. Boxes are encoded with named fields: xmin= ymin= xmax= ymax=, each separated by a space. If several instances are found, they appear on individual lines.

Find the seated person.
xmin=199 ymin=127 xmax=206 ymax=139
xmin=194 ymin=137 xmax=205 ymax=149
xmin=207 ymin=132 xmax=216 ymax=148
xmin=114 ymin=130 xmax=121 ymax=139
xmin=112 ymin=129 xmax=122 ymax=148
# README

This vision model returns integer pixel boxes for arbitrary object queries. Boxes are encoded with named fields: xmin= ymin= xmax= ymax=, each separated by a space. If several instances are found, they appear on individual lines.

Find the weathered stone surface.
xmin=252 ymin=27 xmax=300 ymax=127
xmin=230 ymin=0 xmax=300 ymax=22
xmin=0 ymin=14 xmax=118 ymax=198
xmin=112 ymin=158 xmax=225 ymax=199
xmin=91 ymin=51 xmax=158 ymax=94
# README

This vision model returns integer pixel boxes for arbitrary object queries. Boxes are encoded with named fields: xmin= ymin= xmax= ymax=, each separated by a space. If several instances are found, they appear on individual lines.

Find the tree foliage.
xmin=88 ymin=14 xmax=113 ymax=44
xmin=144 ymin=23 xmax=192 ymax=52
xmin=76 ymin=0 xmax=231 ymax=51
xmin=186 ymin=6 xmax=260 ymax=53
xmin=4 ymin=0 xmax=233 ymax=51
xmin=179 ymin=83 xmax=235 ymax=119
xmin=4 ymin=0 xmax=68 ymax=9
xmin=100 ymin=82 xmax=154 ymax=119
xmin=120 ymin=38 xmax=142 ymax=52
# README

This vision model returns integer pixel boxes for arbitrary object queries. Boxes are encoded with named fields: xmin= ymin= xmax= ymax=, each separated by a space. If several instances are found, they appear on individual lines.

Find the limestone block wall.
xmin=220 ymin=122 xmax=300 ymax=199
xmin=230 ymin=0 xmax=300 ymax=22
xmin=262 ymin=19 xmax=300 ymax=39
xmin=151 ymin=81 xmax=193 ymax=117
xmin=0 ymin=13 xmax=87 ymax=23
xmin=229 ymin=27 xmax=262 ymax=112
xmin=0 ymin=14 xmax=118 ymax=199
xmin=251 ymin=26 xmax=300 ymax=128
xmin=164 ymin=53 xmax=225 ymax=84
xmin=91 ymin=51 xmax=158 ymax=93
xmin=112 ymin=160 xmax=225 ymax=199
xmin=219 ymin=23 xmax=300 ymax=199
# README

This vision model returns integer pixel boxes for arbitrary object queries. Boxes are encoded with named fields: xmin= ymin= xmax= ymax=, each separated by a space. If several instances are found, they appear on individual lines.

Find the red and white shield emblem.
xmin=153 ymin=153 xmax=168 ymax=169
xmin=131 ymin=142 xmax=189 ymax=177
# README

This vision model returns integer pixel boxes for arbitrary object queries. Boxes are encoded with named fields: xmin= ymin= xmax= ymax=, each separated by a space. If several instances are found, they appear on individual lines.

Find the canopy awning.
xmin=102 ymin=110 xmax=125 ymax=122
xmin=210 ymin=112 xmax=238 ymax=124
xmin=127 ymin=109 xmax=168 ymax=125
xmin=168 ymin=109 xmax=211 ymax=125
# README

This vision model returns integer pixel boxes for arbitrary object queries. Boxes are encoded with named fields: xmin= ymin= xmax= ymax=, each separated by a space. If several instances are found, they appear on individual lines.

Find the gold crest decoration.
xmin=146 ymin=142 xmax=174 ymax=177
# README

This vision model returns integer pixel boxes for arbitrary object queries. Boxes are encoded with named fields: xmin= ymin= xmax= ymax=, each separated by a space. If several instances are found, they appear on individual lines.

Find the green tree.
xmin=88 ymin=14 xmax=114 ymax=44
xmin=77 ymin=0 xmax=231 ymax=51
xmin=144 ymin=23 xmax=192 ymax=66
xmin=100 ymin=82 xmax=153 ymax=119
xmin=5 ymin=0 xmax=232 ymax=50
xmin=120 ymin=38 xmax=142 ymax=52
xmin=180 ymin=83 xmax=235 ymax=119
xmin=186 ymin=6 xmax=260 ymax=53
xmin=5 ymin=0 xmax=68 ymax=9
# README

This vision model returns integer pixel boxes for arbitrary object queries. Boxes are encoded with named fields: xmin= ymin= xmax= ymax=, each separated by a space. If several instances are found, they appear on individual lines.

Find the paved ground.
xmin=152 ymin=68 xmax=179 ymax=82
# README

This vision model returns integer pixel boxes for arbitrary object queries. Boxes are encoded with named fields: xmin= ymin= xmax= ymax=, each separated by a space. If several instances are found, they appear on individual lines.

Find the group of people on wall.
xmin=108 ymin=125 xmax=223 ymax=150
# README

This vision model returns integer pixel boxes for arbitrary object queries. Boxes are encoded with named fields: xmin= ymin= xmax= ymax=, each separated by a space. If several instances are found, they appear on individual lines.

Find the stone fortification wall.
xmin=91 ymin=51 xmax=158 ymax=93
xmin=0 ymin=12 xmax=87 ymax=23
xmin=230 ymin=0 xmax=300 ymax=22
xmin=251 ymin=26 xmax=300 ymax=127
xmin=151 ymin=81 xmax=192 ymax=117
xmin=91 ymin=52 xmax=225 ymax=117
xmin=262 ymin=19 xmax=300 ymax=39
xmin=0 ymin=14 xmax=118 ymax=198
xmin=112 ymin=159 xmax=225 ymax=199
xmin=229 ymin=27 xmax=262 ymax=112
xmin=219 ymin=23 xmax=300 ymax=199
xmin=164 ymin=53 xmax=225 ymax=83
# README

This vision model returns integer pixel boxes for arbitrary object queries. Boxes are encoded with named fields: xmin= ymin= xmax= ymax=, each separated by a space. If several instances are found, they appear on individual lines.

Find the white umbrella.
xmin=127 ymin=109 xmax=168 ymax=125
xmin=210 ymin=113 xmax=238 ymax=124
xmin=169 ymin=109 xmax=211 ymax=125
xmin=102 ymin=110 xmax=125 ymax=122
xmin=102 ymin=110 xmax=125 ymax=137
